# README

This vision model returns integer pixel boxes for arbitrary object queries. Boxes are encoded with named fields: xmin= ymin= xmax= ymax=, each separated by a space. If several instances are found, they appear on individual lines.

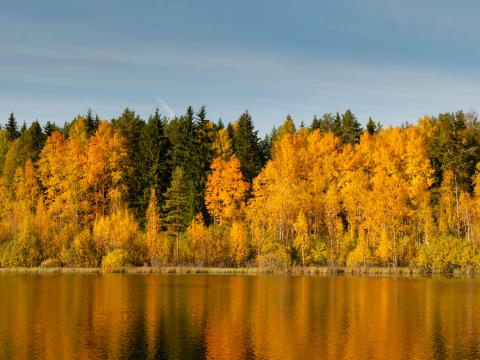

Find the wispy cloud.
xmin=156 ymin=97 xmax=176 ymax=118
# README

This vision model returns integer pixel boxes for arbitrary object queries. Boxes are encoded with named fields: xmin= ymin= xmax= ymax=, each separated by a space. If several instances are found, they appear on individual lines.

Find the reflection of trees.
xmin=0 ymin=275 xmax=480 ymax=359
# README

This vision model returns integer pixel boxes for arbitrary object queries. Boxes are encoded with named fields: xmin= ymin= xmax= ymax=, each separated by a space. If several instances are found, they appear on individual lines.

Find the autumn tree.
xmin=187 ymin=214 xmax=214 ymax=266
xmin=146 ymin=188 xmax=169 ymax=265
xmin=293 ymin=210 xmax=310 ymax=267
xmin=229 ymin=221 xmax=249 ymax=266
xmin=83 ymin=121 xmax=129 ymax=218
xmin=14 ymin=159 xmax=40 ymax=213
xmin=205 ymin=156 xmax=250 ymax=226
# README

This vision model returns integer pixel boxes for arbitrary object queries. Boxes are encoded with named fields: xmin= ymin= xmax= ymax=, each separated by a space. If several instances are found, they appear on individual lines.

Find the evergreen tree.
xmin=166 ymin=107 xmax=196 ymax=221
xmin=422 ymin=111 xmax=480 ymax=191
xmin=20 ymin=121 xmax=27 ymax=135
xmin=6 ymin=113 xmax=19 ymax=141
xmin=231 ymin=111 xmax=264 ymax=183
xmin=43 ymin=121 xmax=60 ymax=137
xmin=341 ymin=109 xmax=362 ymax=144
xmin=366 ymin=117 xmax=381 ymax=135
xmin=85 ymin=108 xmax=100 ymax=135
xmin=112 ymin=108 xmax=146 ymax=217
xmin=167 ymin=107 xmax=195 ymax=171
xmin=27 ymin=121 xmax=46 ymax=158
xmin=311 ymin=115 xmax=321 ymax=130
xmin=2 ymin=121 xmax=46 ymax=188
xmin=260 ymin=133 xmax=272 ymax=163
xmin=331 ymin=112 xmax=342 ymax=138
xmin=163 ymin=167 xmax=191 ymax=265
xmin=138 ymin=109 xmax=172 ymax=220
xmin=191 ymin=106 xmax=216 ymax=218
xmin=216 ymin=118 xmax=225 ymax=130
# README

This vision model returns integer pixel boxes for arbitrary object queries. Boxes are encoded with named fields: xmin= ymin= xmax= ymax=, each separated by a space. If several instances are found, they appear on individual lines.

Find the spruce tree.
xmin=366 ymin=117 xmax=381 ymax=135
xmin=163 ymin=167 xmax=191 ymax=265
xmin=231 ymin=111 xmax=264 ymax=183
xmin=27 ymin=121 xmax=46 ymax=158
xmin=112 ymin=108 xmax=146 ymax=218
xmin=20 ymin=121 xmax=27 ymax=135
xmin=85 ymin=108 xmax=99 ymax=134
xmin=166 ymin=107 xmax=196 ymax=221
xmin=138 ymin=109 xmax=172 ymax=219
xmin=6 ymin=113 xmax=19 ymax=140
xmin=331 ymin=112 xmax=342 ymax=138
xmin=43 ymin=121 xmax=59 ymax=137
xmin=192 ymin=106 xmax=215 ymax=218
xmin=341 ymin=109 xmax=362 ymax=144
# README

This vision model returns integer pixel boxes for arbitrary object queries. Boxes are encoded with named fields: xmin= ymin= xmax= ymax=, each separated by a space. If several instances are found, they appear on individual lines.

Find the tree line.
xmin=1 ymin=107 xmax=480 ymax=271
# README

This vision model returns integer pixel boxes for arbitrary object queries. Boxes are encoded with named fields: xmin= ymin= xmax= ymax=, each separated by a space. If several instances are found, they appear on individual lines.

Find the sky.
xmin=1 ymin=0 xmax=479 ymax=134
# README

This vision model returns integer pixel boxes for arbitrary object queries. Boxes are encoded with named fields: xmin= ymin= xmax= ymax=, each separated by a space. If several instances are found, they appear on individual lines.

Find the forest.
xmin=1 ymin=107 xmax=480 ymax=271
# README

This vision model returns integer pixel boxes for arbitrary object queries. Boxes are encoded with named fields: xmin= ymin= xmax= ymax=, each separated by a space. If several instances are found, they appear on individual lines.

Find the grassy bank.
xmin=0 ymin=265 xmax=476 ymax=276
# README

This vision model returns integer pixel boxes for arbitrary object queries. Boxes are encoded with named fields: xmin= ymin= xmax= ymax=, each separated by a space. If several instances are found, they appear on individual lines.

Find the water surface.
xmin=1 ymin=274 xmax=479 ymax=359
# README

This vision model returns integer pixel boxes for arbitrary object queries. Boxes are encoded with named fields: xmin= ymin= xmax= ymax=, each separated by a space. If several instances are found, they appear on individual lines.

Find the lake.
xmin=0 ymin=273 xmax=479 ymax=359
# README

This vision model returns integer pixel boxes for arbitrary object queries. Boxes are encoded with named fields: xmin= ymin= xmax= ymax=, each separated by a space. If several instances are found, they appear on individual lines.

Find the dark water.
xmin=1 ymin=274 xmax=479 ymax=359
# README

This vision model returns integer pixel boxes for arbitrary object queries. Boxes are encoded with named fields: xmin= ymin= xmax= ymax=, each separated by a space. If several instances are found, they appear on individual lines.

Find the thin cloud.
xmin=157 ymin=98 xmax=176 ymax=118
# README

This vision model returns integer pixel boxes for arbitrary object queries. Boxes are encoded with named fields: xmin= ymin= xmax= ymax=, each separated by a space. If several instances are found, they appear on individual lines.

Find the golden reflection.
xmin=0 ymin=274 xmax=480 ymax=359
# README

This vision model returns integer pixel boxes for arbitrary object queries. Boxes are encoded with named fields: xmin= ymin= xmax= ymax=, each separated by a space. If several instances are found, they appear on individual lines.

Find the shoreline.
xmin=0 ymin=266 xmax=477 ymax=276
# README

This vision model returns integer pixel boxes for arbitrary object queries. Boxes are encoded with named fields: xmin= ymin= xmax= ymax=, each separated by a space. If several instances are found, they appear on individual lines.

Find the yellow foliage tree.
xmin=92 ymin=209 xmax=140 ymax=262
xmin=187 ymin=214 xmax=215 ymax=266
xmin=14 ymin=159 xmax=40 ymax=213
xmin=229 ymin=221 xmax=249 ymax=266
xmin=293 ymin=210 xmax=310 ymax=267
xmin=205 ymin=156 xmax=249 ymax=226
xmin=146 ymin=188 xmax=169 ymax=265
xmin=213 ymin=128 xmax=233 ymax=160
xmin=83 ymin=122 xmax=129 ymax=219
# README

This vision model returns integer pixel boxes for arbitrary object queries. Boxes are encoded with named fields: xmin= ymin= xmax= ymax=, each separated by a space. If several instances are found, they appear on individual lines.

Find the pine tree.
xmin=138 ymin=109 xmax=172 ymax=218
xmin=166 ymin=107 xmax=196 ymax=221
xmin=311 ymin=113 xmax=334 ymax=133
xmin=85 ymin=108 xmax=99 ymax=134
xmin=191 ymin=106 xmax=216 ymax=218
xmin=20 ymin=121 xmax=27 ymax=135
xmin=231 ymin=111 xmax=264 ymax=183
xmin=366 ymin=117 xmax=378 ymax=135
xmin=331 ymin=112 xmax=343 ymax=138
xmin=341 ymin=109 xmax=362 ymax=144
xmin=112 ymin=108 xmax=146 ymax=218
xmin=43 ymin=121 xmax=59 ymax=137
xmin=163 ymin=167 xmax=191 ymax=265
xmin=6 ymin=113 xmax=19 ymax=141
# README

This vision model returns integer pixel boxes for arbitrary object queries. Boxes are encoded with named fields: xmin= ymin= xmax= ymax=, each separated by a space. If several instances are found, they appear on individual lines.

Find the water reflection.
xmin=0 ymin=274 xmax=479 ymax=359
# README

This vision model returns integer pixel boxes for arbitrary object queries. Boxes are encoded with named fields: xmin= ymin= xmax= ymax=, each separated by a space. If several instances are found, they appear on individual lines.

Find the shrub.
xmin=73 ymin=229 xmax=97 ymax=267
xmin=0 ymin=222 xmax=40 ymax=267
xmin=415 ymin=235 xmax=480 ymax=272
xmin=93 ymin=209 xmax=141 ymax=260
xmin=40 ymin=258 xmax=62 ymax=268
xmin=102 ymin=249 xmax=129 ymax=273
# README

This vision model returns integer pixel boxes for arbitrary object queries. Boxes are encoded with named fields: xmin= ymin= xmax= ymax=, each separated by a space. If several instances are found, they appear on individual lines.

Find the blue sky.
xmin=1 ymin=0 xmax=479 ymax=134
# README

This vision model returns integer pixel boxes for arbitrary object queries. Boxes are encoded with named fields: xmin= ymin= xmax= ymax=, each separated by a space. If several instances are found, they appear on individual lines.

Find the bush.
xmin=102 ymin=249 xmax=129 ymax=273
xmin=73 ymin=229 xmax=97 ymax=267
xmin=415 ymin=235 xmax=480 ymax=272
xmin=93 ymin=210 xmax=141 ymax=260
xmin=40 ymin=258 xmax=62 ymax=268
xmin=0 ymin=223 xmax=41 ymax=267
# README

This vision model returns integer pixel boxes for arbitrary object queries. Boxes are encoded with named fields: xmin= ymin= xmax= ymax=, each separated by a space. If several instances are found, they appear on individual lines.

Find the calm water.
xmin=1 ymin=274 xmax=480 ymax=359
